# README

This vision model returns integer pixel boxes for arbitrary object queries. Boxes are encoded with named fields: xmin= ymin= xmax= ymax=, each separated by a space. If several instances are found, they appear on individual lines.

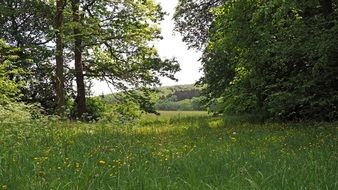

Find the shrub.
xmin=101 ymin=101 xmax=142 ymax=124
xmin=0 ymin=102 xmax=44 ymax=123
xmin=69 ymin=97 xmax=107 ymax=121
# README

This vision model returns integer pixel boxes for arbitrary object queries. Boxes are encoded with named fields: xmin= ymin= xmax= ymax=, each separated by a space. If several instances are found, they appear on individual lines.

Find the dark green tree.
xmin=174 ymin=0 xmax=223 ymax=49
xmin=175 ymin=0 xmax=338 ymax=121
xmin=0 ymin=0 xmax=61 ymax=114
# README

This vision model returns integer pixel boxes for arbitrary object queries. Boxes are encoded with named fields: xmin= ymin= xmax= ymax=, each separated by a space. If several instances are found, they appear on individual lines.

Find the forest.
xmin=0 ymin=0 xmax=337 ymax=189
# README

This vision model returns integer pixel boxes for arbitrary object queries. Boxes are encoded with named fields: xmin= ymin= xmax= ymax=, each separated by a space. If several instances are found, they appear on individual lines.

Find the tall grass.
xmin=0 ymin=112 xmax=337 ymax=189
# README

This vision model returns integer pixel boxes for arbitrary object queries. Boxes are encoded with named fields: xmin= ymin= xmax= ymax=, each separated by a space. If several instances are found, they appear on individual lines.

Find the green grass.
xmin=0 ymin=112 xmax=337 ymax=189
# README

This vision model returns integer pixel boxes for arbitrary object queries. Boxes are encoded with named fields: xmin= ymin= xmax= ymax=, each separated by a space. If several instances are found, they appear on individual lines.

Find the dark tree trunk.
xmin=72 ymin=0 xmax=86 ymax=119
xmin=55 ymin=0 xmax=65 ymax=116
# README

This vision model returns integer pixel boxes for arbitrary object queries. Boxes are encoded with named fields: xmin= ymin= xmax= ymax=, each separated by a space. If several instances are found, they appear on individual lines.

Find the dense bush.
xmin=0 ymin=102 xmax=31 ymax=123
xmin=69 ymin=97 xmax=143 ymax=123
xmin=108 ymin=101 xmax=142 ymax=124
xmin=70 ymin=97 xmax=106 ymax=121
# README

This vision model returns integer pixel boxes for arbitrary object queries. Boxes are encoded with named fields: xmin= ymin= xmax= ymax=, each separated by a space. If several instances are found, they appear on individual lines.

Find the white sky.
xmin=92 ymin=0 xmax=202 ymax=95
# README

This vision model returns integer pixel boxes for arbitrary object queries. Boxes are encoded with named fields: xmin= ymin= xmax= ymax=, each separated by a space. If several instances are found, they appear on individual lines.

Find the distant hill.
xmin=156 ymin=84 xmax=201 ymax=100
xmin=100 ymin=84 xmax=206 ymax=111
xmin=153 ymin=84 xmax=205 ymax=111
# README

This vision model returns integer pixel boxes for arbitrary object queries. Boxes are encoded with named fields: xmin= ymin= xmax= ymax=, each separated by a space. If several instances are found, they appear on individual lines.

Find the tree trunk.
xmin=72 ymin=0 xmax=86 ymax=119
xmin=55 ymin=0 xmax=65 ymax=116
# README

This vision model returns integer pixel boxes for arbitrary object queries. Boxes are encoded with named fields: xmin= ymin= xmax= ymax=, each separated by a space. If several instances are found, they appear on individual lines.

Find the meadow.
xmin=0 ymin=111 xmax=337 ymax=189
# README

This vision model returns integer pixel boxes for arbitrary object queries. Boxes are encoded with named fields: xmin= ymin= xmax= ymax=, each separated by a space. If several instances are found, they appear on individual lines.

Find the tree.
xmin=71 ymin=0 xmax=86 ymax=118
xmin=0 ymin=0 xmax=180 ymax=119
xmin=68 ymin=0 xmax=180 ymax=118
xmin=55 ymin=0 xmax=66 ymax=115
xmin=175 ymin=0 xmax=338 ymax=121
xmin=174 ymin=0 xmax=223 ymax=49
xmin=0 ymin=0 xmax=61 ymax=114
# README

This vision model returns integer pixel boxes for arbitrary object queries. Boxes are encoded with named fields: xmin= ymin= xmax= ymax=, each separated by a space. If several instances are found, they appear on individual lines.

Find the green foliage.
xmin=174 ymin=0 xmax=223 ymax=49
xmin=68 ymin=96 xmax=142 ymax=123
xmin=108 ymin=101 xmax=142 ymax=124
xmin=85 ymin=97 xmax=107 ymax=121
xmin=0 ymin=39 xmax=44 ymax=122
xmin=176 ymin=0 xmax=338 ymax=121
xmin=154 ymin=85 xmax=205 ymax=111
xmin=155 ymin=84 xmax=202 ymax=99
xmin=77 ymin=0 xmax=180 ymax=95
xmin=103 ymin=85 xmax=206 ymax=112
xmin=0 ymin=0 xmax=180 ymax=118
xmin=0 ymin=39 xmax=23 ymax=103
xmin=0 ymin=102 xmax=31 ymax=123
xmin=0 ymin=102 xmax=44 ymax=123
xmin=0 ymin=1 xmax=57 ymax=114
xmin=154 ymin=97 xmax=205 ymax=111
xmin=69 ymin=97 xmax=107 ymax=122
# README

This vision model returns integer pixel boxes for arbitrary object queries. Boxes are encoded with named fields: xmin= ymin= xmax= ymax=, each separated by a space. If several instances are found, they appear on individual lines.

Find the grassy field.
xmin=0 ymin=112 xmax=337 ymax=189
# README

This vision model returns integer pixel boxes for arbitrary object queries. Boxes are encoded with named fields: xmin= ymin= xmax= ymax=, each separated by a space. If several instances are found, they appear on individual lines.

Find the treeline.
xmin=154 ymin=85 xmax=205 ymax=111
xmin=155 ymin=97 xmax=205 ymax=111
xmin=0 ymin=0 xmax=179 ymax=121
xmin=175 ymin=0 xmax=338 ymax=121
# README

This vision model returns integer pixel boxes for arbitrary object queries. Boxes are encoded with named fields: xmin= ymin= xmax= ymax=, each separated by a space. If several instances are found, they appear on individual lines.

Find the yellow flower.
xmin=99 ymin=160 xmax=106 ymax=165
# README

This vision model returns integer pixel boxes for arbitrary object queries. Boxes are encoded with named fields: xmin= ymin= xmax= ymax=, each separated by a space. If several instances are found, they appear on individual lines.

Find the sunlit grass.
xmin=140 ymin=111 xmax=208 ymax=122
xmin=0 ymin=113 xmax=337 ymax=189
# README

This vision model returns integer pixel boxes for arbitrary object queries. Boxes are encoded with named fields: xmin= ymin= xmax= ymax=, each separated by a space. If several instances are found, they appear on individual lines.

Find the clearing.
xmin=0 ymin=111 xmax=337 ymax=189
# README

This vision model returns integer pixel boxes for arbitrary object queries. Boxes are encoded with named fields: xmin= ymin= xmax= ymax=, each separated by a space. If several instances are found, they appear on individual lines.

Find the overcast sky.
xmin=92 ymin=0 xmax=202 ymax=95
xmin=154 ymin=0 xmax=202 ymax=86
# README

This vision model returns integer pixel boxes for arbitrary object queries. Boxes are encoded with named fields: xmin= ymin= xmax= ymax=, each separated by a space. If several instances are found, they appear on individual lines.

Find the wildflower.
xmin=99 ymin=160 xmax=106 ymax=165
